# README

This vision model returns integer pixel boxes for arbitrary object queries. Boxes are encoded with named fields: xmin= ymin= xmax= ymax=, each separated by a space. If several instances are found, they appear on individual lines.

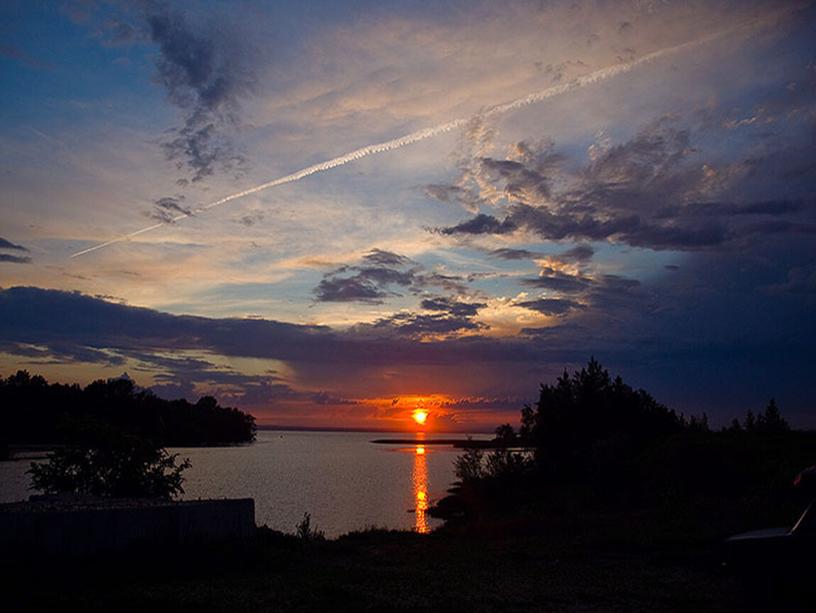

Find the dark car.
xmin=725 ymin=468 xmax=816 ymax=608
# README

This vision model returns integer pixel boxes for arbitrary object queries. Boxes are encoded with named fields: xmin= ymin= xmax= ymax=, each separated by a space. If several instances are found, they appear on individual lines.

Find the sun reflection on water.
xmin=412 ymin=443 xmax=429 ymax=533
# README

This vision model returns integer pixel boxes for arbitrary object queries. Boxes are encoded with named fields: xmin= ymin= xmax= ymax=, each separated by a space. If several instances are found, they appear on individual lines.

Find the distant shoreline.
xmin=371 ymin=438 xmax=500 ymax=448
xmin=259 ymin=425 xmax=495 ymax=435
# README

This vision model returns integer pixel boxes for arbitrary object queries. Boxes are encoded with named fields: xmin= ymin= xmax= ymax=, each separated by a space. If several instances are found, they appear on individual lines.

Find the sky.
xmin=1 ymin=0 xmax=815 ymax=431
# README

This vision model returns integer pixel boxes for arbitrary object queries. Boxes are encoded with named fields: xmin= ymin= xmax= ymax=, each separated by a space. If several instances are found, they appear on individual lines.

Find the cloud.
xmin=314 ymin=274 xmax=395 ymax=303
xmin=433 ymin=117 xmax=816 ymax=251
xmin=148 ymin=195 xmax=192 ymax=223
xmin=515 ymin=297 xmax=585 ymax=316
xmin=147 ymin=5 xmax=257 ymax=183
xmin=420 ymin=297 xmax=485 ymax=318
xmin=0 ymin=237 xmax=28 ymax=251
xmin=234 ymin=210 xmax=264 ymax=227
xmin=2 ymin=282 xmax=816 ymax=420
xmin=313 ymin=249 xmax=471 ymax=303
xmin=361 ymin=248 xmax=413 ymax=268
xmin=438 ymin=213 xmax=517 ymax=236
xmin=0 ymin=254 xmax=32 ymax=264
xmin=0 ymin=237 xmax=31 ymax=263
xmin=522 ymin=271 xmax=592 ymax=293
xmin=489 ymin=247 xmax=539 ymax=260
xmin=0 ymin=286 xmax=541 ymax=369
xmin=367 ymin=310 xmax=486 ymax=339
xmin=361 ymin=295 xmax=488 ymax=339
xmin=561 ymin=244 xmax=594 ymax=262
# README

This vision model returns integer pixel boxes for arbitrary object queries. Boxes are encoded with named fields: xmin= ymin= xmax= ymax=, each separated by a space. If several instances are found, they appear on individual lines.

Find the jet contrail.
xmin=69 ymin=14 xmax=773 ymax=258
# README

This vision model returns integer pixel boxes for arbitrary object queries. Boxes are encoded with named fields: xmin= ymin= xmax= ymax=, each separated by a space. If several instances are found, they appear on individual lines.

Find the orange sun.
xmin=412 ymin=409 xmax=429 ymax=426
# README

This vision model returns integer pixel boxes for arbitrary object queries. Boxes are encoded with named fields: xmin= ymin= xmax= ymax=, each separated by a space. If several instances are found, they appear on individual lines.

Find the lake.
xmin=0 ymin=430 xmax=483 ymax=537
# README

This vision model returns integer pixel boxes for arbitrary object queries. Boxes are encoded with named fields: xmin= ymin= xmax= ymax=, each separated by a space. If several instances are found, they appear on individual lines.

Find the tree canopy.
xmin=520 ymin=358 xmax=684 ymax=466
xmin=28 ymin=419 xmax=190 ymax=499
xmin=1 ymin=371 xmax=256 ymax=446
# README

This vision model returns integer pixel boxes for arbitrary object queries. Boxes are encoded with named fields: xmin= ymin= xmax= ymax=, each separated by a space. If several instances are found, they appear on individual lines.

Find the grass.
xmin=3 ymin=514 xmax=757 ymax=613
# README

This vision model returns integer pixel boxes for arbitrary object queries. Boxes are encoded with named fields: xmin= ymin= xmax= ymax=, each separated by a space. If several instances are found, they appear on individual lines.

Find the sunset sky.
xmin=1 ymin=0 xmax=815 ymax=430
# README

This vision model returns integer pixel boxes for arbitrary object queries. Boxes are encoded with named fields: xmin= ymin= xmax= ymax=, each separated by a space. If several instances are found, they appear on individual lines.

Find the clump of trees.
xmin=0 ymin=371 xmax=256 ymax=447
xmin=726 ymin=399 xmax=789 ymax=434
xmin=29 ymin=419 xmax=190 ymax=499
xmin=432 ymin=358 xmax=813 ymax=527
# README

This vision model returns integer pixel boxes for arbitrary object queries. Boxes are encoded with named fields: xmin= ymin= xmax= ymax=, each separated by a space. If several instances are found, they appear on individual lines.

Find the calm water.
xmin=0 ymin=430 xmax=482 ymax=537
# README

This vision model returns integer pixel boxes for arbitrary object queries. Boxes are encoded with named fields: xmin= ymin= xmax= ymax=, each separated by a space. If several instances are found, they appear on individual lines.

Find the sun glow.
xmin=412 ymin=409 xmax=429 ymax=425
xmin=413 ymin=444 xmax=429 ymax=534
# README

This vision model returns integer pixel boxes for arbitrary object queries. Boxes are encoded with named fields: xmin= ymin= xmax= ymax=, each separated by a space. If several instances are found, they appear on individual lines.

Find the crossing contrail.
xmin=69 ymin=14 xmax=774 ymax=258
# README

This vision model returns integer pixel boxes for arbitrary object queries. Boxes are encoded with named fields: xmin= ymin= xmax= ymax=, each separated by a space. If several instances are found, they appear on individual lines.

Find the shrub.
xmin=28 ymin=420 xmax=190 ymax=499
xmin=295 ymin=512 xmax=325 ymax=542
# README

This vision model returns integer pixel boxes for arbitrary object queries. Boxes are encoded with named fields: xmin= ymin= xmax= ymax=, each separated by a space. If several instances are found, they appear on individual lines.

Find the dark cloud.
xmin=313 ymin=275 xmax=392 ymax=303
xmin=63 ymin=1 xmax=258 ymax=184
xmin=366 ymin=294 xmax=487 ymax=339
xmin=487 ymin=244 xmax=593 ymax=263
xmin=348 ymin=296 xmax=487 ymax=340
xmin=148 ymin=196 xmax=192 ymax=223
xmin=128 ymin=349 xmax=355 ymax=408
xmin=235 ymin=210 xmax=264 ymax=227
xmin=516 ymin=298 xmax=584 ymax=316
xmin=147 ymin=5 xmax=257 ymax=183
xmin=0 ymin=237 xmax=28 ymax=251
xmin=368 ymin=311 xmax=485 ymax=339
xmin=489 ymin=247 xmax=538 ymax=260
xmin=522 ymin=270 xmax=591 ymax=293
xmin=561 ymin=244 xmax=594 ymax=262
xmin=433 ymin=118 xmax=816 ymax=251
xmin=438 ymin=213 xmax=516 ymax=236
xmin=361 ymin=249 xmax=412 ymax=268
xmin=420 ymin=297 xmax=485 ymax=318
xmin=0 ymin=341 xmax=122 ymax=365
xmin=313 ymin=249 xmax=471 ymax=303
xmin=424 ymin=184 xmax=461 ymax=202
xmin=0 ymin=233 xmax=31 ymax=263
xmin=0 ymin=254 xmax=31 ymax=264
xmin=2 ymin=283 xmax=816 ymax=420
xmin=518 ymin=266 xmax=643 ymax=323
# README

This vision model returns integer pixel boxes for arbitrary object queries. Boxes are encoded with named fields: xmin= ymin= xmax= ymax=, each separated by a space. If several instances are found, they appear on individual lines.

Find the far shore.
xmin=370 ymin=438 xmax=501 ymax=448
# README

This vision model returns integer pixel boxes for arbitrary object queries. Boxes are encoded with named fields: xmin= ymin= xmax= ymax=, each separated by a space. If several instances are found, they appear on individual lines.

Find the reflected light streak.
xmin=412 ymin=443 xmax=429 ymax=534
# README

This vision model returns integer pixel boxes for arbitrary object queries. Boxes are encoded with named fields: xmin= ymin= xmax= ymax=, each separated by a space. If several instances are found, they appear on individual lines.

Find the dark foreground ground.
xmin=4 ymin=508 xmax=801 ymax=613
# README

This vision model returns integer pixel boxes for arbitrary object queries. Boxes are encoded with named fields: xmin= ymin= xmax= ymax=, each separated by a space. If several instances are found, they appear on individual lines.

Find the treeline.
xmin=0 ymin=371 xmax=256 ymax=449
xmin=431 ymin=358 xmax=815 ymax=534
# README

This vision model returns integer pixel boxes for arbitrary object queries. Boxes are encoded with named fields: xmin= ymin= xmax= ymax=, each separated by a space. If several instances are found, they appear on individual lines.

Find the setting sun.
xmin=412 ymin=409 xmax=429 ymax=425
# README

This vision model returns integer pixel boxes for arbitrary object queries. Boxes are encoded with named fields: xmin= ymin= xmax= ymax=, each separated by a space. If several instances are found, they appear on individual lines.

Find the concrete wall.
xmin=0 ymin=498 xmax=255 ymax=557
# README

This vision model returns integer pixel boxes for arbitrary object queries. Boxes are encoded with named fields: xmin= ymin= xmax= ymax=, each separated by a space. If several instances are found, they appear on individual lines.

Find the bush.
xmin=28 ymin=420 xmax=190 ymax=499
xmin=295 ymin=512 xmax=325 ymax=542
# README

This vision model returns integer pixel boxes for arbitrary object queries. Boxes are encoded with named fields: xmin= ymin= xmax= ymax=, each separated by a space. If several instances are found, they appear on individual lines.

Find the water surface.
xmin=0 ymin=430 xmax=480 ymax=537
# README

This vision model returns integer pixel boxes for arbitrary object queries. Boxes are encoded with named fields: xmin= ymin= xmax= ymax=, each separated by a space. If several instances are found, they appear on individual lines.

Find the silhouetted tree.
xmin=744 ymin=410 xmax=757 ymax=431
xmin=455 ymin=446 xmax=485 ymax=483
xmin=687 ymin=412 xmax=710 ymax=432
xmin=28 ymin=420 xmax=190 ymax=499
xmin=432 ymin=358 xmax=812 ymax=528
xmin=753 ymin=399 xmax=790 ymax=433
xmin=0 ymin=371 xmax=256 ymax=445
xmin=494 ymin=423 xmax=517 ymax=447
xmin=526 ymin=358 xmax=683 ymax=471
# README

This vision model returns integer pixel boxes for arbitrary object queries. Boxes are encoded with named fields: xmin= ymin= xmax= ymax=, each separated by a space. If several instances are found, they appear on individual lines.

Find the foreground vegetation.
xmin=4 ymin=359 xmax=814 ymax=611
xmin=431 ymin=359 xmax=810 ymax=534
xmin=1 ymin=524 xmax=751 ymax=612
xmin=0 ymin=371 xmax=256 ymax=451
xmin=28 ymin=419 xmax=191 ymax=499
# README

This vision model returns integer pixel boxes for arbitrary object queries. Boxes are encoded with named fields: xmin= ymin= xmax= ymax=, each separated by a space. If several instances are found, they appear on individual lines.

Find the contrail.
xmin=69 ymin=15 xmax=773 ymax=258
